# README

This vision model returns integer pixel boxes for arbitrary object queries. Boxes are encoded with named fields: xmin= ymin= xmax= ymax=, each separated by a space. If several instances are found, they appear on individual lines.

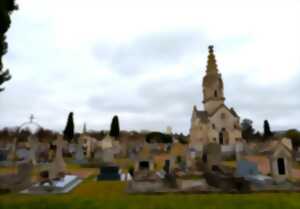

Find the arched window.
xmin=212 ymin=124 xmax=216 ymax=129
xmin=214 ymin=90 xmax=218 ymax=97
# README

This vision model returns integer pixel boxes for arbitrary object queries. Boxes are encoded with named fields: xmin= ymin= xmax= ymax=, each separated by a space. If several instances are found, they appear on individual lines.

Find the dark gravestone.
xmin=97 ymin=166 xmax=120 ymax=181
xmin=0 ymin=149 xmax=8 ymax=161
xmin=235 ymin=160 xmax=259 ymax=177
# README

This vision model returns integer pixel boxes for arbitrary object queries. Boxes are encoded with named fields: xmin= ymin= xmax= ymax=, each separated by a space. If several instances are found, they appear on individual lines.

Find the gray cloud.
xmin=93 ymin=31 xmax=207 ymax=75
xmin=224 ymin=73 xmax=300 ymax=131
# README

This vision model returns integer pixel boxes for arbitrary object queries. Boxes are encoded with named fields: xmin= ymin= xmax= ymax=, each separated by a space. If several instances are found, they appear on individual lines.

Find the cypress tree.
xmin=0 ymin=0 xmax=18 ymax=91
xmin=63 ymin=112 xmax=74 ymax=142
xmin=109 ymin=115 xmax=120 ymax=138
xmin=263 ymin=120 xmax=273 ymax=139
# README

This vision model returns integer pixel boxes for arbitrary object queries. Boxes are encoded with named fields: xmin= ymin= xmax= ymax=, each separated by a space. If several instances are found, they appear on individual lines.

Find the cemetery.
xmin=1 ymin=47 xmax=300 ymax=208
xmin=1 ymin=1 xmax=300 ymax=206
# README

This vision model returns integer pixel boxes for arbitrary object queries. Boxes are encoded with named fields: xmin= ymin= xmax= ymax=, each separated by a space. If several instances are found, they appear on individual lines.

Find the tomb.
xmin=97 ymin=165 xmax=120 ymax=181
xmin=0 ymin=162 xmax=33 ymax=192
xmin=21 ymin=174 xmax=82 ymax=194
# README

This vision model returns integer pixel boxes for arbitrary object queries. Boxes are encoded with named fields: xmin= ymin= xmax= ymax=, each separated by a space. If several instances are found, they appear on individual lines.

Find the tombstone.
xmin=202 ymin=143 xmax=221 ymax=171
xmin=22 ymin=173 xmax=82 ymax=194
xmin=97 ymin=165 xmax=120 ymax=181
xmin=68 ymin=143 xmax=76 ymax=155
xmin=28 ymin=135 xmax=39 ymax=165
xmin=102 ymin=149 xmax=115 ymax=164
xmin=36 ymin=142 xmax=51 ymax=163
xmin=50 ymin=136 xmax=66 ymax=179
xmin=16 ymin=148 xmax=30 ymax=162
xmin=7 ymin=138 xmax=17 ymax=161
xmin=0 ymin=162 xmax=33 ymax=192
xmin=74 ymin=141 xmax=86 ymax=164
xmin=235 ymin=141 xmax=244 ymax=161
xmin=93 ymin=148 xmax=103 ymax=162
xmin=0 ymin=149 xmax=8 ymax=161
xmin=101 ymin=135 xmax=113 ymax=149
xmin=235 ymin=159 xmax=259 ymax=177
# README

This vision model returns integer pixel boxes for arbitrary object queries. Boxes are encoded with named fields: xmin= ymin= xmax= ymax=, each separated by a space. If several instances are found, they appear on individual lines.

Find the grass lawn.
xmin=1 ymin=176 xmax=300 ymax=209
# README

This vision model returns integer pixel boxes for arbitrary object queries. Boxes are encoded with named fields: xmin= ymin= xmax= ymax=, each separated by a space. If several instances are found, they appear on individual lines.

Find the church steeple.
xmin=202 ymin=45 xmax=225 ymax=114
xmin=206 ymin=45 xmax=218 ymax=74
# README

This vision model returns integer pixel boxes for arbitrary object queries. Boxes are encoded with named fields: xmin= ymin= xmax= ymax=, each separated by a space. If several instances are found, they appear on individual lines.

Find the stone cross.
xmin=50 ymin=135 xmax=66 ymax=179
xmin=30 ymin=114 xmax=35 ymax=123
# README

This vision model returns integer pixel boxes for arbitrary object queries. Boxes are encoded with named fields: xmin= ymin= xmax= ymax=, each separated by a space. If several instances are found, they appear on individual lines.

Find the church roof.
xmin=193 ymin=106 xmax=209 ymax=123
xmin=208 ymin=104 xmax=239 ymax=118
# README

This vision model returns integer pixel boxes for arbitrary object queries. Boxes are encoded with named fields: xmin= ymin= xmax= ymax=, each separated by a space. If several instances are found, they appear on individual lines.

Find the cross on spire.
xmin=30 ymin=114 xmax=35 ymax=123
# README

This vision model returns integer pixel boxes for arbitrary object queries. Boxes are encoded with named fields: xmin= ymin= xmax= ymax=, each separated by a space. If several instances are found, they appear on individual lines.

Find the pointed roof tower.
xmin=202 ymin=45 xmax=225 ymax=113
xmin=206 ymin=45 xmax=218 ymax=74
xmin=83 ymin=122 xmax=87 ymax=134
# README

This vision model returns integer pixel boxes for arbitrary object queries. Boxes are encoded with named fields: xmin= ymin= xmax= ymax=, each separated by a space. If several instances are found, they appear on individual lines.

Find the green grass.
xmin=1 ymin=177 xmax=300 ymax=209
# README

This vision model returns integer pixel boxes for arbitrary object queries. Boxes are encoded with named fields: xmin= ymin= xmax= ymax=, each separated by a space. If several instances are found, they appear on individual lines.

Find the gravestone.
xmin=16 ymin=148 xmax=30 ymax=162
xmin=0 ymin=149 xmax=8 ymax=161
xmin=0 ymin=162 xmax=33 ymax=192
xmin=102 ymin=148 xmax=115 ymax=164
xmin=97 ymin=165 xmax=120 ymax=181
xmin=202 ymin=143 xmax=221 ymax=171
xmin=7 ymin=138 xmax=17 ymax=161
xmin=74 ymin=140 xmax=86 ymax=164
xmin=235 ymin=159 xmax=259 ymax=177
xmin=50 ymin=136 xmax=66 ymax=179
xmin=28 ymin=135 xmax=39 ymax=165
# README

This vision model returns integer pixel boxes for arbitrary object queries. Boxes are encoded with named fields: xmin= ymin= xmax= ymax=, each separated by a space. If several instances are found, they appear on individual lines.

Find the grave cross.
xmin=30 ymin=114 xmax=35 ymax=123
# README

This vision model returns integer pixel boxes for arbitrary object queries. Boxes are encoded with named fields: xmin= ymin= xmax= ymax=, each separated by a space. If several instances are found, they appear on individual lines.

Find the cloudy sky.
xmin=1 ymin=0 xmax=300 ymax=134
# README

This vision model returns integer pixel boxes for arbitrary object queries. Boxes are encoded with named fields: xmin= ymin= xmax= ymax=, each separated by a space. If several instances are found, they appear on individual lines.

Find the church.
xmin=189 ymin=46 xmax=242 ymax=152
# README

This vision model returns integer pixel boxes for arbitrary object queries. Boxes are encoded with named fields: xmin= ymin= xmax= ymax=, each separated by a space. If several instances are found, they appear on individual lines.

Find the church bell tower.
xmin=202 ymin=45 xmax=225 ymax=114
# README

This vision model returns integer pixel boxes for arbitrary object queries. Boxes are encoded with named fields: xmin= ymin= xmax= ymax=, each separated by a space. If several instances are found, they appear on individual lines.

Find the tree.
xmin=241 ymin=118 xmax=255 ymax=140
xmin=0 ymin=0 xmax=18 ymax=91
xmin=263 ymin=120 xmax=273 ymax=139
xmin=145 ymin=132 xmax=172 ymax=144
xmin=109 ymin=115 xmax=120 ymax=138
xmin=63 ymin=112 xmax=74 ymax=142
xmin=285 ymin=129 xmax=300 ymax=148
xmin=36 ymin=128 xmax=58 ymax=142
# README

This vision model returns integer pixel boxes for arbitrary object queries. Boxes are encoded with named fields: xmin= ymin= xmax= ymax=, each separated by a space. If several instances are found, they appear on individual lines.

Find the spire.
xmin=83 ymin=122 xmax=87 ymax=134
xmin=206 ymin=45 xmax=218 ymax=74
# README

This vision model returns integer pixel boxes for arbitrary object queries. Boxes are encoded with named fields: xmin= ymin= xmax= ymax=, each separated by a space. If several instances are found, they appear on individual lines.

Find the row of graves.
xmin=2 ymin=120 xmax=300 ymax=195
xmin=127 ymin=136 xmax=300 ymax=194
xmin=0 ymin=120 xmax=83 ymax=194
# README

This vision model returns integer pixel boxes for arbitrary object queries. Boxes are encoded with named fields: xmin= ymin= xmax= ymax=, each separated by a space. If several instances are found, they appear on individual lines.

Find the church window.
xmin=212 ymin=124 xmax=215 ymax=129
xmin=214 ymin=90 xmax=218 ymax=97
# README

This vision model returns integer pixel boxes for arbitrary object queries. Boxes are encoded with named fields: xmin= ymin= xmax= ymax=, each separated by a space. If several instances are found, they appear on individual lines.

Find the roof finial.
xmin=208 ymin=45 xmax=214 ymax=53
xmin=206 ymin=45 xmax=218 ymax=74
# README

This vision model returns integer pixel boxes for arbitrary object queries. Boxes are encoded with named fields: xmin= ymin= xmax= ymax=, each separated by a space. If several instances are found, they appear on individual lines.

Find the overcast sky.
xmin=1 ymin=0 xmax=300 ymax=134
